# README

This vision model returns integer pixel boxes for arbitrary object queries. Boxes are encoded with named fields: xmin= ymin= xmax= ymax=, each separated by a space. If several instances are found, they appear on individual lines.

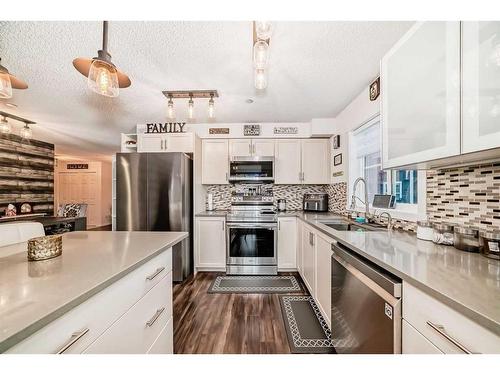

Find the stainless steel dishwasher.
xmin=331 ymin=242 xmax=402 ymax=354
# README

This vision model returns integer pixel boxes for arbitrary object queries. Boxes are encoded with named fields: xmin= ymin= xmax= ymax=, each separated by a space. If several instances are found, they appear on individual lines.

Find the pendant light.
xmin=253 ymin=40 xmax=269 ymax=69
xmin=0 ymin=116 xmax=12 ymax=134
xmin=167 ymin=95 xmax=175 ymax=119
xmin=255 ymin=21 xmax=273 ymax=40
xmin=73 ymin=21 xmax=131 ymax=97
xmin=188 ymin=94 xmax=195 ymax=120
xmin=208 ymin=93 xmax=215 ymax=119
xmin=255 ymin=69 xmax=268 ymax=90
xmin=20 ymin=123 xmax=33 ymax=139
xmin=0 ymin=58 xmax=28 ymax=99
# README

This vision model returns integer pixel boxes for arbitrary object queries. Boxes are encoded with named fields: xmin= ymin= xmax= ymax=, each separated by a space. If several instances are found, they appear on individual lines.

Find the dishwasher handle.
xmin=332 ymin=242 xmax=401 ymax=298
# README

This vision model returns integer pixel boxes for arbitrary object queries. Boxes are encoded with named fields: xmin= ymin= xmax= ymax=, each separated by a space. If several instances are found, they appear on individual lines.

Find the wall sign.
xmin=209 ymin=127 xmax=230 ymax=135
xmin=67 ymin=163 xmax=89 ymax=170
xmin=243 ymin=124 xmax=260 ymax=136
xmin=369 ymin=77 xmax=380 ymax=101
xmin=333 ymin=134 xmax=340 ymax=149
xmin=273 ymin=126 xmax=298 ymax=135
xmin=334 ymin=153 xmax=343 ymax=166
xmin=146 ymin=122 xmax=186 ymax=134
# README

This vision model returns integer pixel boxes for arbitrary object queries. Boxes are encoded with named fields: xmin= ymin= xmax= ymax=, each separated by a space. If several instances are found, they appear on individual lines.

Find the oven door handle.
xmin=226 ymin=223 xmax=277 ymax=229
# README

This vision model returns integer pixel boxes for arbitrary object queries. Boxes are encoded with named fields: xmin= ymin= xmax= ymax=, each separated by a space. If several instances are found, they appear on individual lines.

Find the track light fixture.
xmin=162 ymin=90 xmax=219 ymax=121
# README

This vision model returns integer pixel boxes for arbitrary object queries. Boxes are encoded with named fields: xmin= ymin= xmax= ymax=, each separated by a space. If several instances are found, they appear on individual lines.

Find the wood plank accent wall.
xmin=0 ymin=133 xmax=55 ymax=216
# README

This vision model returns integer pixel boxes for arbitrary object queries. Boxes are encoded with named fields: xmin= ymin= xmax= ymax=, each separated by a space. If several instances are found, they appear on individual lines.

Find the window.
xmin=348 ymin=115 xmax=419 ymax=215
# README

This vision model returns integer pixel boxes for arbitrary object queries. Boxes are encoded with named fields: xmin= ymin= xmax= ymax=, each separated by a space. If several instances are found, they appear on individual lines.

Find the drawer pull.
xmin=146 ymin=307 xmax=165 ymax=327
xmin=426 ymin=321 xmax=472 ymax=354
xmin=56 ymin=328 xmax=90 ymax=354
xmin=146 ymin=267 xmax=165 ymax=281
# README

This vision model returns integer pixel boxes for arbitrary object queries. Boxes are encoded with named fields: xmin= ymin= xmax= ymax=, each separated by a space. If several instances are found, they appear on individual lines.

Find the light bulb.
xmin=208 ymin=96 xmax=215 ymax=119
xmin=254 ymin=69 xmax=267 ymax=90
xmin=0 ymin=117 xmax=12 ymax=133
xmin=20 ymin=124 xmax=32 ymax=139
xmin=188 ymin=97 xmax=195 ymax=120
xmin=255 ymin=21 xmax=273 ymax=40
xmin=167 ymin=98 xmax=175 ymax=119
xmin=87 ymin=59 xmax=119 ymax=97
xmin=0 ymin=72 xmax=13 ymax=99
xmin=253 ymin=41 xmax=269 ymax=69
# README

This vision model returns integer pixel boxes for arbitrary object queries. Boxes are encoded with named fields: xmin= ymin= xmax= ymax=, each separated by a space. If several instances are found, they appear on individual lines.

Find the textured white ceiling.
xmin=0 ymin=21 xmax=413 ymax=158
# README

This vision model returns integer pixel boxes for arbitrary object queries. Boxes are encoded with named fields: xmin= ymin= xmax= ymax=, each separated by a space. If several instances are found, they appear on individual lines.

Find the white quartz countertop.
xmin=297 ymin=212 xmax=500 ymax=335
xmin=0 ymin=231 xmax=188 ymax=352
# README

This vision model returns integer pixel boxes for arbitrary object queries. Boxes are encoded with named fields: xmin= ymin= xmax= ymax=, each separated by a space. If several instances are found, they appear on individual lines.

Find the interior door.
xmin=274 ymin=139 xmax=301 ymax=184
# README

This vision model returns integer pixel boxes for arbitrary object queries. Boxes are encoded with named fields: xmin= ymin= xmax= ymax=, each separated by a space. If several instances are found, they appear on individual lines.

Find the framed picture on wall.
xmin=369 ymin=77 xmax=380 ymax=101
xmin=333 ymin=135 xmax=340 ymax=149
xmin=334 ymin=153 xmax=342 ymax=166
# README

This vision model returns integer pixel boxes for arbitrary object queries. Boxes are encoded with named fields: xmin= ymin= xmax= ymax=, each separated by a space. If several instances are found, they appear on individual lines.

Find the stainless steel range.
xmin=226 ymin=185 xmax=278 ymax=275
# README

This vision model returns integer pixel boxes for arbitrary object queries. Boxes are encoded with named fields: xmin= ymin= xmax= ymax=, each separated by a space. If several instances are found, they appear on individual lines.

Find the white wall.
xmin=330 ymin=87 xmax=380 ymax=184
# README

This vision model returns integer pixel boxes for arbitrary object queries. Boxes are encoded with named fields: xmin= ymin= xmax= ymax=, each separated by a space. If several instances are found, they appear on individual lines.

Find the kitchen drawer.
xmin=402 ymin=320 xmax=442 ymax=354
xmin=7 ymin=249 xmax=172 ymax=354
xmin=84 ymin=271 xmax=173 ymax=354
xmin=147 ymin=318 xmax=173 ymax=354
xmin=403 ymin=282 xmax=500 ymax=354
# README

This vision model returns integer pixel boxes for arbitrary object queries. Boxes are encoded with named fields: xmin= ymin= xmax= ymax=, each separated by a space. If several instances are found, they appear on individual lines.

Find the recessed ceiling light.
xmin=5 ymin=102 xmax=18 ymax=108
xmin=246 ymin=99 xmax=254 ymax=104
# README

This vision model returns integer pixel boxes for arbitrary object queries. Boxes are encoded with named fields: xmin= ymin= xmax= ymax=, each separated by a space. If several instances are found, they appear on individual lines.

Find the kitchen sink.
xmin=319 ymin=220 xmax=386 ymax=232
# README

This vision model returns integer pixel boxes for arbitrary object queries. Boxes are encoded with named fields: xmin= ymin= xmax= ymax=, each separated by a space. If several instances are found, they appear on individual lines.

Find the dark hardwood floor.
xmin=173 ymin=272 xmax=307 ymax=354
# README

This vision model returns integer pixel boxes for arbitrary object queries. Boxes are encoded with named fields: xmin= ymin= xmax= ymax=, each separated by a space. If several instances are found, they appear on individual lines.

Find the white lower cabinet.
xmin=314 ymin=232 xmax=332 ymax=327
xmin=148 ymin=318 xmax=174 ymax=354
xmin=7 ymin=249 xmax=173 ymax=354
xmin=403 ymin=281 xmax=500 ymax=354
xmin=296 ymin=219 xmax=303 ymax=273
xmin=301 ymin=224 xmax=316 ymax=296
xmin=84 ymin=272 xmax=173 ymax=354
xmin=402 ymin=320 xmax=442 ymax=354
xmin=195 ymin=217 xmax=226 ymax=270
xmin=277 ymin=217 xmax=297 ymax=270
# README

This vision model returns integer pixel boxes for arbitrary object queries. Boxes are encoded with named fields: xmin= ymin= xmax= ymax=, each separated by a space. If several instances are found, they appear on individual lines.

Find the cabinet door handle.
xmin=253 ymin=144 xmax=256 ymax=154
xmin=161 ymin=139 xmax=164 ymax=150
xmin=146 ymin=307 xmax=165 ymax=327
xmin=278 ymin=221 xmax=281 ymax=230
xmin=56 ymin=328 xmax=90 ymax=354
xmin=426 ymin=321 xmax=473 ymax=354
xmin=249 ymin=143 xmax=252 ymax=155
xmin=164 ymin=138 xmax=167 ymax=150
xmin=222 ymin=221 xmax=225 ymax=231
xmin=225 ymin=172 xmax=228 ymax=182
xmin=146 ymin=267 xmax=165 ymax=281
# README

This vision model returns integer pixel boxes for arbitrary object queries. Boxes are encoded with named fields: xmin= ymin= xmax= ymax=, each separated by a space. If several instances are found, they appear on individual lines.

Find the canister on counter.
xmin=453 ymin=226 xmax=480 ymax=253
xmin=432 ymin=223 xmax=455 ymax=246
xmin=479 ymin=231 xmax=500 ymax=260
xmin=416 ymin=221 xmax=433 ymax=241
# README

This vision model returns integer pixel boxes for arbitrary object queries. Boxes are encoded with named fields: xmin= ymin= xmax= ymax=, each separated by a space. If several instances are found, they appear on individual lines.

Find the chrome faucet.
xmin=378 ymin=211 xmax=393 ymax=230
xmin=350 ymin=177 xmax=370 ymax=221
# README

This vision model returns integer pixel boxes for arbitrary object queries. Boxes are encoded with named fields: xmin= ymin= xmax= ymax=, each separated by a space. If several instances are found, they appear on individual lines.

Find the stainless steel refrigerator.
xmin=115 ymin=152 xmax=193 ymax=282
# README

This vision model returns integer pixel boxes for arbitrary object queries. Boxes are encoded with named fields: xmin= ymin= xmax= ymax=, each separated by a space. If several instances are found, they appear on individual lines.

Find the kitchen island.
xmin=0 ymin=231 xmax=188 ymax=353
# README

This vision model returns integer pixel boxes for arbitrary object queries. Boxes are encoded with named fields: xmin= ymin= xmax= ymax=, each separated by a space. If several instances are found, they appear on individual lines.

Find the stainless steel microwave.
xmin=228 ymin=156 xmax=274 ymax=183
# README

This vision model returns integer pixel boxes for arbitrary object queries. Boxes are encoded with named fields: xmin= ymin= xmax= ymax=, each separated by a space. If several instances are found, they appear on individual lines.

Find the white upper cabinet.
xmin=381 ymin=22 xmax=461 ymax=168
xmin=229 ymin=139 xmax=275 ymax=158
xmin=202 ymin=139 xmax=229 ymax=184
xmin=301 ymin=139 xmax=330 ymax=184
xmin=275 ymin=139 xmax=302 ymax=184
xmin=253 ymin=139 xmax=275 ymax=157
xmin=462 ymin=21 xmax=500 ymax=153
xmin=137 ymin=133 xmax=193 ymax=153
xmin=229 ymin=139 xmax=252 ymax=157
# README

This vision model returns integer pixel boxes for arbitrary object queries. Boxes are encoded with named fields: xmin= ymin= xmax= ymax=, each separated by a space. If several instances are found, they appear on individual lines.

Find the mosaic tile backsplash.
xmin=426 ymin=163 xmax=500 ymax=232
xmin=205 ymin=162 xmax=500 ymax=233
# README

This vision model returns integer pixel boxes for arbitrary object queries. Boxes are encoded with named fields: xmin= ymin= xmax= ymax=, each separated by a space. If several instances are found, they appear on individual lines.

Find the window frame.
xmin=347 ymin=114 xmax=427 ymax=222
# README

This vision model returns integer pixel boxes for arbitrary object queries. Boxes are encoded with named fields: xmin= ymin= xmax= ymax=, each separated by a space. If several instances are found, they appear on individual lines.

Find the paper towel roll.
xmin=207 ymin=193 xmax=214 ymax=211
